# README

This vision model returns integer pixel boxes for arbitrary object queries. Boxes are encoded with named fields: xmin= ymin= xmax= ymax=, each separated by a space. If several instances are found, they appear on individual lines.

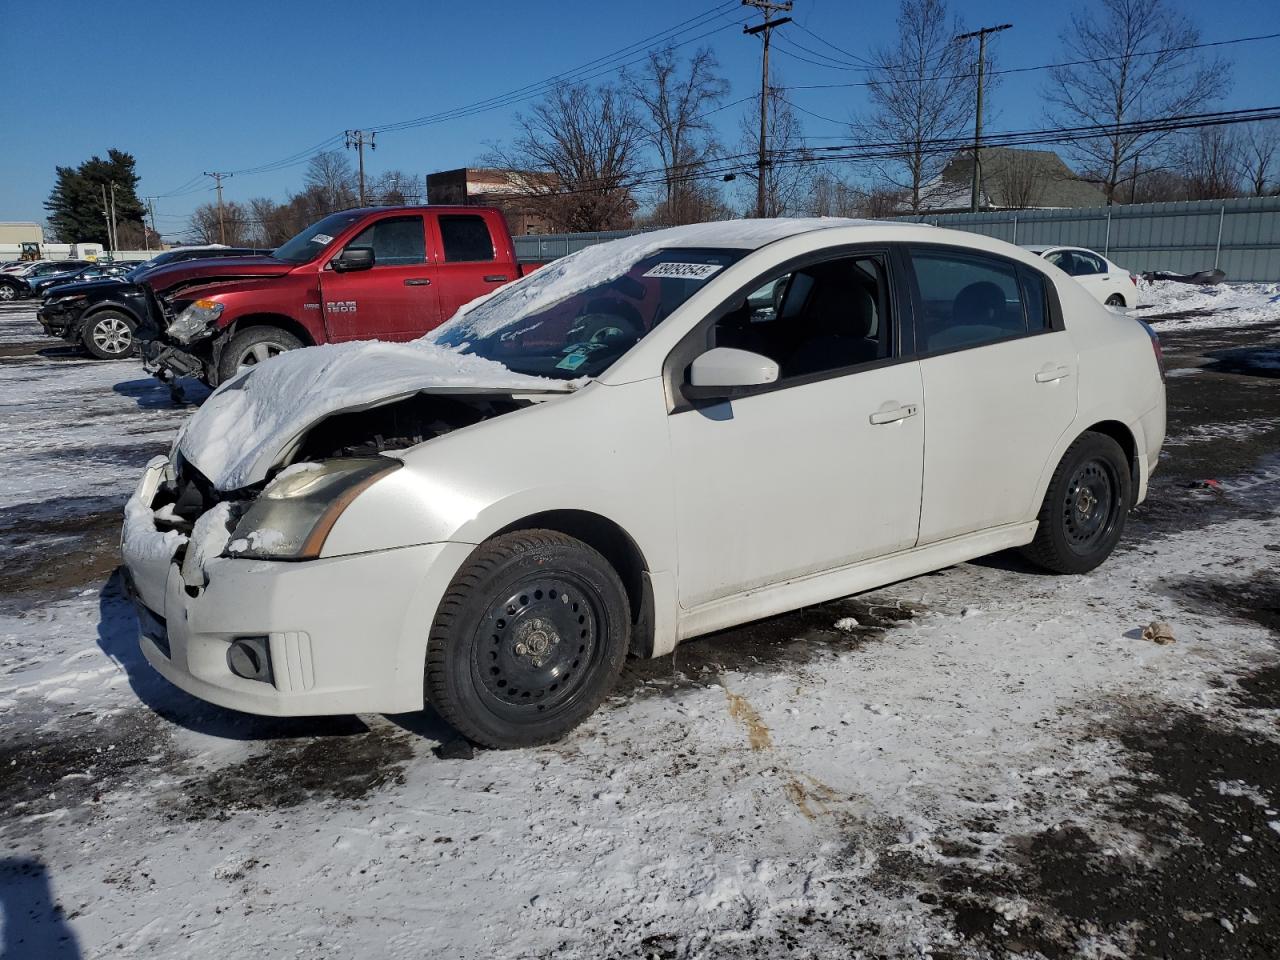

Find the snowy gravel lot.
xmin=1 ymin=284 xmax=1279 ymax=959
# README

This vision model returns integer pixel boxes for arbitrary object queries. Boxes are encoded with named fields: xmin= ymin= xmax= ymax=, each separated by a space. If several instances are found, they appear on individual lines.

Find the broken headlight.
xmin=167 ymin=298 xmax=223 ymax=345
xmin=225 ymin=458 xmax=401 ymax=560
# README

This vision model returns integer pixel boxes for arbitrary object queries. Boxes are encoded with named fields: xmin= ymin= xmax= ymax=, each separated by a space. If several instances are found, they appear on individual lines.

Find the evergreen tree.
xmin=44 ymin=149 xmax=147 ymax=245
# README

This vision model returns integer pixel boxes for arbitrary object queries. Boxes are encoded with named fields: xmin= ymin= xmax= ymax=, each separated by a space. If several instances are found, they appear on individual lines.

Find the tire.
xmin=81 ymin=310 xmax=137 ymax=360
xmin=1105 ymin=294 xmax=1126 ymax=307
xmin=216 ymin=326 xmax=302 ymax=383
xmin=0 ymin=283 xmax=16 ymax=302
xmin=426 ymin=530 xmax=629 ymax=749
xmin=1022 ymin=432 xmax=1132 ymax=575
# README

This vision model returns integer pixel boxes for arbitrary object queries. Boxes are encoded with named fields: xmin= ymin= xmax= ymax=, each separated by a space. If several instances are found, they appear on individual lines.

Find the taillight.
xmin=1138 ymin=320 xmax=1165 ymax=380
xmin=1129 ymin=274 xmax=1138 ymax=286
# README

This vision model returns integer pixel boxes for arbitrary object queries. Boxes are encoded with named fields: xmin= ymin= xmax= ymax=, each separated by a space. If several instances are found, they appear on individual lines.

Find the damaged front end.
xmin=139 ymin=295 xmax=226 ymax=387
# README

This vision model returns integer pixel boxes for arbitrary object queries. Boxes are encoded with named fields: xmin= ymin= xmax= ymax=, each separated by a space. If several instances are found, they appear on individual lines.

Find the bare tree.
xmin=367 ymin=169 xmax=418 ymax=205
xmin=855 ymin=0 xmax=976 ymax=213
xmin=489 ymin=82 xmax=643 ymax=232
xmin=1045 ymin=0 xmax=1230 ymax=204
xmin=805 ymin=170 xmax=864 ymax=217
xmin=736 ymin=85 xmax=812 ymax=217
xmin=993 ymin=151 xmax=1047 ymax=209
xmin=1239 ymin=121 xmax=1280 ymax=197
xmin=1176 ymin=126 xmax=1242 ymax=199
xmin=626 ymin=45 xmax=729 ymax=225
xmin=188 ymin=200 xmax=252 ymax=245
xmin=304 ymin=150 xmax=358 ymax=213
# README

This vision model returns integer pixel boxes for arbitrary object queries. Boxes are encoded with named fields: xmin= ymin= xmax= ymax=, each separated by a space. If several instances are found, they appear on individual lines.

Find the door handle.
xmin=1035 ymin=363 xmax=1071 ymax=383
xmin=869 ymin=402 xmax=919 ymax=425
xmin=483 ymin=274 xmax=510 ymax=283
xmin=404 ymin=278 xmax=432 ymax=286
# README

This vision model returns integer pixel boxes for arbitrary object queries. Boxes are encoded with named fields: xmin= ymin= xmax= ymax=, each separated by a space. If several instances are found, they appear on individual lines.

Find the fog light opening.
xmin=227 ymin=636 xmax=273 ymax=684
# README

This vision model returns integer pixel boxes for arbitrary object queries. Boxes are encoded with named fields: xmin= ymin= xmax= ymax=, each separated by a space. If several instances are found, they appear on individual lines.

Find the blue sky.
xmin=2 ymin=0 xmax=1276 ymax=239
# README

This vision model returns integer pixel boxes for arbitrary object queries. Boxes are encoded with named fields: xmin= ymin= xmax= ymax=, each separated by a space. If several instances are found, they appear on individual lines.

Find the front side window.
xmin=710 ymin=254 xmax=892 ymax=381
xmin=910 ymin=250 xmax=1028 ymax=352
xmin=342 ymin=216 xmax=426 ymax=267
xmin=433 ymin=246 xmax=745 ymax=379
xmin=439 ymin=214 xmax=495 ymax=262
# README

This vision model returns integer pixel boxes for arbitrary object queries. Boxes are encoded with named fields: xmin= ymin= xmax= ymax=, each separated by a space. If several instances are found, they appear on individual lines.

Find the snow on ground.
xmin=1137 ymin=278 xmax=1280 ymax=330
xmin=0 ymin=287 xmax=1278 ymax=959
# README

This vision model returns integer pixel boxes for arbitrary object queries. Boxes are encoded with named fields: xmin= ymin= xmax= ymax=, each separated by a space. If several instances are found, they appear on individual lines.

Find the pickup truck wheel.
xmin=217 ymin=327 xmax=302 ymax=382
xmin=81 ymin=311 xmax=137 ymax=359
xmin=1022 ymin=432 xmax=1131 ymax=575
xmin=0 ymin=283 xmax=16 ymax=302
xmin=426 ymin=531 xmax=629 ymax=750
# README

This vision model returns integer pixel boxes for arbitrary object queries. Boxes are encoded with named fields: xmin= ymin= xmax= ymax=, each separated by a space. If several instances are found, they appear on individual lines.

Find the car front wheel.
xmin=1022 ymin=432 xmax=1132 ymax=574
xmin=426 ymin=531 xmax=629 ymax=749
xmin=216 ymin=326 xmax=303 ymax=384
xmin=82 ymin=311 xmax=137 ymax=359
xmin=0 ymin=284 xmax=16 ymax=302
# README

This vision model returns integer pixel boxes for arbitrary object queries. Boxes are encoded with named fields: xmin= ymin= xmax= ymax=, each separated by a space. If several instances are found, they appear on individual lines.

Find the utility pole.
xmin=203 ymin=171 xmax=231 ymax=244
xmin=956 ymin=23 xmax=1011 ymax=213
xmin=100 ymin=183 xmax=114 ymax=252
xmin=143 ymin=198 xmax=158 ymax=252
xmin=345 ymin=130 xmax=376 ymax=205
xmin=108 ymin=181 xmax=120 ymax=255
xmin=743 ymin=0 xmax=792 ymax=219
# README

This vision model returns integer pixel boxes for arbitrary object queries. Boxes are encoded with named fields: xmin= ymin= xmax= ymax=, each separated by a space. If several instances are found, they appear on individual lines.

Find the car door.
xmin=320 ymin=214 xmax=440 ymax=342
xmin=667 ymin=251 xmax=925 ymax=609
xmin=428 ymin=212 xmax=511 ymax=324
xmin=907 ymin=247 xmax=1078 ymax=544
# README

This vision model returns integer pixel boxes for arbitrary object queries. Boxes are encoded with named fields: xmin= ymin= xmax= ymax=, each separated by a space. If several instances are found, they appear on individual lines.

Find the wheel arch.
xmin=494 ymin=509 xmax=655 ymax=658
xmin=226 ymin=312 xmax=317 ymax=347
xmin=1084 ymin=419 xmax=1139 ymax=489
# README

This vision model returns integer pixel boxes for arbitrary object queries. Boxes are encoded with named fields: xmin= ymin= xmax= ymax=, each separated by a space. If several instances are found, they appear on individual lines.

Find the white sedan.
xmin=1023 ymin=245 xmax=1141 ymax=308
xmin=121 ymin=220 xmax=1166 ymax=748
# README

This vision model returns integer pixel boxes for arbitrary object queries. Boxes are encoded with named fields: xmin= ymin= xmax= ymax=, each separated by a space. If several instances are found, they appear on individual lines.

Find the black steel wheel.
xmin=1105 ymin=294 xmax=1126 ymax=307
xmin=1023 ymin=432 xmax=1132 ymax=574
xmin=426 ymin=531 xmax=629 ymax=749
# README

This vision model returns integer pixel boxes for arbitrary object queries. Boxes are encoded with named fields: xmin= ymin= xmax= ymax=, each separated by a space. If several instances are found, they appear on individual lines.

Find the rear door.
xmin=320 ymin=214 xmax=440 ymax=342
xmin=428 ymin=212 xmax=512 ymax=324
xmin=907 ymin=247 xmax=1077 ymax=543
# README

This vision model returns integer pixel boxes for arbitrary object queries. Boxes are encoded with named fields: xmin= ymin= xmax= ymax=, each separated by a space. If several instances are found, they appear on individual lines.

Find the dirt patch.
xmin=618 ymin=595 xmax=919 ymax=700
xmin=865 ymin=669 xmax=1280 ymax=959
xmin=0 ymin=507 xmax=122 ymax=601
xmin=1160 ymin=570 xmax=1280 ymax=634
xmin=0 ymin=711 xmax=172 ymax=822
xmin=179 ymin=726 xmax=416 ymax=816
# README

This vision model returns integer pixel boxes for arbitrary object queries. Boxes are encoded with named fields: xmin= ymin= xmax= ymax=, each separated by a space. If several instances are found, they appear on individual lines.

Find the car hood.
xmin=175 ymin=339 xmax=577 ymax=491
xmin=141 ymin=256 xmax=294 ymax=296
xmin=42 ymin=278 xmax=136 ymax=298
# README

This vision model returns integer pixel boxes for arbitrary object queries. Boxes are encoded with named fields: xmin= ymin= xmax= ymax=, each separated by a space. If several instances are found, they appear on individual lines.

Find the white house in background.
xmin=912 ymin=148 xmax=1107 ymax=213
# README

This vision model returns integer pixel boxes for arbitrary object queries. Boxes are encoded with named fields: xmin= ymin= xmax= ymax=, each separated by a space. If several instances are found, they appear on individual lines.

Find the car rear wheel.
xmin=216 ymin=326 xmax=302 ymax=383
xmin=82 ymin=311 xmax=137 ymax=360
xmin=1022 ymin=432 xmax=1131 ymax=574
xmin=0 ymin=283 xmax=16 ymax=302
xmin=426 ymin=531 xmax=629 ymax=749
xmin=1105 ymin=294 xmax=1126 ymax=307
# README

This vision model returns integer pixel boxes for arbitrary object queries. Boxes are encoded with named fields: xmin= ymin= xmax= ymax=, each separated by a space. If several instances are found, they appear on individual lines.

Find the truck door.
xmin=320 ymin=214 xmax=440 ymax=342
xmin=429 ymin=212 xmax=513 ymax=324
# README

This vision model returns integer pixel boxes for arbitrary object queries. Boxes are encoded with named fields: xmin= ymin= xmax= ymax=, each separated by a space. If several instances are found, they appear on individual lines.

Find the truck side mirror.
xmin=332 ymin=246 xmax=375 ymax=273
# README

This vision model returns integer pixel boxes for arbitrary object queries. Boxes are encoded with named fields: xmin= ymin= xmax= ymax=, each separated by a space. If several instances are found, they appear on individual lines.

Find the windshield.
xmin=272 ymin=211 xmax=364 ymax=264
xmin=432 ymin=247 xmax=745 ymax=379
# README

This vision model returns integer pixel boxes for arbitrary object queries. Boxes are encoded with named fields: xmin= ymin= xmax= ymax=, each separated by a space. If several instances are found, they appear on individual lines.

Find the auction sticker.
xmin=310 ymin=233 xmax=334 ymax=245
xmin=642 ymin=262 xmax=724 ymax=280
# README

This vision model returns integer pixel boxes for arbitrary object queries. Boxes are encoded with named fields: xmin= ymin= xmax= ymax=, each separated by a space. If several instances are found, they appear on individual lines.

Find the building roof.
xmin=916 ymin=148 xmax=1107 ymax=212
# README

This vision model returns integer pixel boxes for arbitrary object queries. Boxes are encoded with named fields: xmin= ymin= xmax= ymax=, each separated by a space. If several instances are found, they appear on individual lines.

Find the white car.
xmin=1023 ymin=245 xmax=1140 ymax=309
xmin=121 ymin=220 xmax=1166 ymax=748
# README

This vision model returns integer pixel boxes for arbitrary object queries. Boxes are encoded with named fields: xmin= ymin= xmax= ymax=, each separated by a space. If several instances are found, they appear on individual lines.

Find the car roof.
xmin=639 ymin=217 xmax=885 ymax=250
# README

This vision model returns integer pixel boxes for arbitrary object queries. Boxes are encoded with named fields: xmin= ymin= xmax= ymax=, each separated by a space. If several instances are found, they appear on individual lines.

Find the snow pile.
xmin=121 ymin=476 xmax=186 ymax=565
xmin=176 ymin=339 xmax=571 ymax=491
xmin=433 ymin=218 xmax=874 ymax=341
xmin=1138 ymin=279 xmax=1280 ymax=330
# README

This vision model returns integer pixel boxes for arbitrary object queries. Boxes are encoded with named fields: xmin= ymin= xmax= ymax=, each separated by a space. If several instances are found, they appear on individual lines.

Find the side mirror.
xmin=331 ymin=246 xmax=375 ymax=273
xmin=684 ymin=347 xmax=779 ymax=401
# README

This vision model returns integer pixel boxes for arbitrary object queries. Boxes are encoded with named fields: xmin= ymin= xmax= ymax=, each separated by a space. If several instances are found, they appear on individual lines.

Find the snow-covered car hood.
xmin=176 ymin=339 xmax=576 ymax=491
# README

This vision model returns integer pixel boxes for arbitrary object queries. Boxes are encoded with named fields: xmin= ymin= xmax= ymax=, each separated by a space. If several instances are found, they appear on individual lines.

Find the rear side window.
xmin=344 ymin=216 xmax=426 ymax=267
xmin=439 ymin=214 xmax=495 ymax=262
xmin=1019 ymin=267 xmax=1051 ymax=331
xmin=909 ymin=250 xmax=1028 ymax=353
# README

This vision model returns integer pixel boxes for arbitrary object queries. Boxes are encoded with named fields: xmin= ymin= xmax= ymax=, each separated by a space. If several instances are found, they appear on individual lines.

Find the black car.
xmin=29 ymin=262 xmax=133 ymax=298
xmin=36 ymin=247 xmax=267 ymax=359
xmin=0 ymin=260 xmax=92 ymax=301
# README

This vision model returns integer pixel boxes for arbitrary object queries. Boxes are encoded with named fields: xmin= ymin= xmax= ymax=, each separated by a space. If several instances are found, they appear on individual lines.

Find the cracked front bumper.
xmin=121 ymin=458 xmax=474 ymax=716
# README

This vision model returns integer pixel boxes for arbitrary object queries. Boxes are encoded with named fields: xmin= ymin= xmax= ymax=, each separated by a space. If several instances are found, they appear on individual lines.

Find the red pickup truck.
xmin=138 ymin=206 xmax=538 ymax=388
